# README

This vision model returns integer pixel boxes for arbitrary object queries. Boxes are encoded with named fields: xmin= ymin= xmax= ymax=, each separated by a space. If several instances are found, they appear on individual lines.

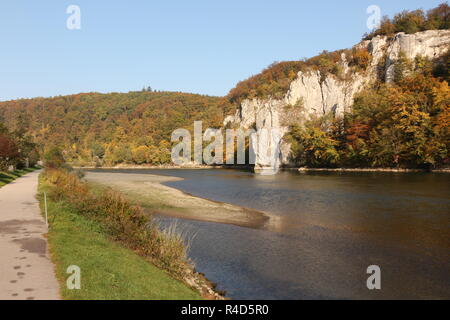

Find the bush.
xmin=351 ymin=47 xmax=372 ymax=71
xmin=43 ymin=147 xmax=65 ymax=168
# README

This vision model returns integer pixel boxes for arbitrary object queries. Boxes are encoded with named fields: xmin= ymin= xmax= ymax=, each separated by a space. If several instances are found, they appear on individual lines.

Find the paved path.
xmin=0 ymin=170 xmax=60 ymax=300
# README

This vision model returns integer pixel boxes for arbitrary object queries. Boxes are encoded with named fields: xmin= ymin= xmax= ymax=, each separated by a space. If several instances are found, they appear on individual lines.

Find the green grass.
xmin=0 ymin=167 xmax=40 ymax=188
xmin=39 ymin=180 xmax=202 ymax=300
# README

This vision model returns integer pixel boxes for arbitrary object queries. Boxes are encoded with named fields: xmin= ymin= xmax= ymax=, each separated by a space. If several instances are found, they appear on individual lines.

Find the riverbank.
xmin=81 ymin=168 xmax=450 ymax=299
xmin=39 ymin=169 xmax=224 ymax=300
xmin=294 ymin=167 xmax=450 ymax=173
xmin=84 ymin=171 xmax=274 ymax=230
xmin=72 ymin=164 xmax=224 ymax=170
xmin=73 ymin=164 xmax=450 ymax=173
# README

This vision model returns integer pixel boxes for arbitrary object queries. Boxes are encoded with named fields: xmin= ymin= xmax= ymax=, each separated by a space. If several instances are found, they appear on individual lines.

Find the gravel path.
xmin=0 ymin=170 xmax=60 ymax=300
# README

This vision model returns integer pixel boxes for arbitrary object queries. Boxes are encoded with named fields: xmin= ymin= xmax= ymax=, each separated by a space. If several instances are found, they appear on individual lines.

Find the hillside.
xmin=228 ymin=2 xmax=450 ymax=105
xmin=0 ymin=91 xmax=229 ymax=166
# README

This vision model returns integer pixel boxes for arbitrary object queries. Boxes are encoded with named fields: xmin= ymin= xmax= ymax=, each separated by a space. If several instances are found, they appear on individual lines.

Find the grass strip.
xmin=38 ymin=176 xmax=202 ymax=300
xmin=0 ymin=167 xmax=40 ymax=188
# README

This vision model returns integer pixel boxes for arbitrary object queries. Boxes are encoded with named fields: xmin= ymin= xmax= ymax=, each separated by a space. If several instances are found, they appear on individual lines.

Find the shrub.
xmin=43 ymin=147 xmax=65 ymax=168
xmin=132 ymin=146 xmax=149 ymax=164
xmin=227 ymin=61 xmax=307 ymax=104
xmin=351 ymin=47 xmax=372 ymax=71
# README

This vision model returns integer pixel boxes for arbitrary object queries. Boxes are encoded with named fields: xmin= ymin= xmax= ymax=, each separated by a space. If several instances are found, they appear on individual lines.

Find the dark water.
xmin=93 ymin=169 xmax=450 ymax=299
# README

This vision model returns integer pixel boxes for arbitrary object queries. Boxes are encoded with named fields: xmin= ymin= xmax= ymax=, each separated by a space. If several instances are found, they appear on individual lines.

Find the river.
xmin=88 ymin=168 xmax=450 ymax=299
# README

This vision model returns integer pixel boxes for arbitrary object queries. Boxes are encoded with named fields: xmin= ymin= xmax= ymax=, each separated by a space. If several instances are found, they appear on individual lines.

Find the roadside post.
xmin=44 ymin=191 xmax=48 ymax=227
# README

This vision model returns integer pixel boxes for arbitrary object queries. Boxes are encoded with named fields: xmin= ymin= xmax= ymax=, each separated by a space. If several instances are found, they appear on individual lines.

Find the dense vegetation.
xmin=227 ymin=3 xmax=448 ymax=105
xmin=0 ymin=91 xmax=228 ymax=166
xmin=0 ymin=121 xmax=39 ymax=170
xmin=227 ymin=47 xmax=371 ymax=104
xmin=0 ymin=3 xmax=448 ymax=170
xmin=0 ymin=120 xmax=39 ymax=188
xmin=43 ymin=168 xmax=189 ymax=274
xmin=285 ymin=54 xmax=450 ymax=169
xmin=363 ymin=2 xmax=450 ymax=40
xmin=227 ymin=2 xmax=449 ymax=170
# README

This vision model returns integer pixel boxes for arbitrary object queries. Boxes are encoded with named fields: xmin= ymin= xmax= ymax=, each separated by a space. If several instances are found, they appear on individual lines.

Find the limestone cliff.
xmin=225 ymin=30 xmax=450 ymax=169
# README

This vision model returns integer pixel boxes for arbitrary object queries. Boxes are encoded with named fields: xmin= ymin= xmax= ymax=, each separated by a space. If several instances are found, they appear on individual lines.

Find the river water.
xmin=90 ymin=169 xmax=450 ymax=299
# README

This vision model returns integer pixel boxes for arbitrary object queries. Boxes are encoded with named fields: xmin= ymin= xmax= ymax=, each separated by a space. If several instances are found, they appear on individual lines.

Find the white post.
xmin=44 ymin=192 xmax=48 ymax=227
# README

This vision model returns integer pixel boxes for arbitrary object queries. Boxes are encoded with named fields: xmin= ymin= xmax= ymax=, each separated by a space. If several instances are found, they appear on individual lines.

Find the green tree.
xmin=43 ymin=147 xmax=65 ymax=168
xmin=132 ymin=146 xmax=149 ymax=164
xmin=287 ymin=123 xmax=340 ymax=168
xmin=393 ymin=52 xmax=410 ymax=83
xmin=393 ymin=9 xmax=426 ymax=34
xmin=0 ymin=134 xmax=20 ymax=170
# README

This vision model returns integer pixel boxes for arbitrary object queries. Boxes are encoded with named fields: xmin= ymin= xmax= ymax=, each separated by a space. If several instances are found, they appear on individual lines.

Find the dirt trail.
xmin=0 ymin=170 xmax=60 ymax=300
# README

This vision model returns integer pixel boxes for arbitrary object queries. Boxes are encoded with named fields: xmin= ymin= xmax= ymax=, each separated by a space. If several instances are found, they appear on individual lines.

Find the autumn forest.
xmin=0 ymin=3 xmax=449 ymax=170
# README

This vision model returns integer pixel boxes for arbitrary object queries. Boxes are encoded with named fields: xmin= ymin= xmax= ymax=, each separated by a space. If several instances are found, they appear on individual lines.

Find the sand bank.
xmin=84 ymin=171 xmax=274 ymax=229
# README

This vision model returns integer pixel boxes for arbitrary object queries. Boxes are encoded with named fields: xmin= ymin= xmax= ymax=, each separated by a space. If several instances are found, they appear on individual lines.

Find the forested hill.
xmin=0 ymin=91 xmax=229 ymax=166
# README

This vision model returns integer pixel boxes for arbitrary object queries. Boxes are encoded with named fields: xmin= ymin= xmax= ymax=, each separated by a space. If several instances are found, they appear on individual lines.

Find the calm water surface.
xmin=91 ymin=169 xmax=450 ymax=299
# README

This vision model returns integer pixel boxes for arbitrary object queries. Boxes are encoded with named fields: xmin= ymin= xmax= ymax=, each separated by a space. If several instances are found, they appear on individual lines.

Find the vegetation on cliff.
xmin=227 ymin=47 xmax=371 ymax=105
xmin=363 ymin=2 xmax=449 ymax=40
xmin=227 ymin=3 xmax=448 ymax=105
xmin=286 ymin=56 xmax=450 ymax=169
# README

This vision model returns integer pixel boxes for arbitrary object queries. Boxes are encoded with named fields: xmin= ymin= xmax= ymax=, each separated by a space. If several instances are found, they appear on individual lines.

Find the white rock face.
xmin=286 ymin=70 xmax=368 ymax=117
xmin=229 ymin=30 xmax=450 ymax=169
xmin=385 ymin=30 xmax=450 ymax=82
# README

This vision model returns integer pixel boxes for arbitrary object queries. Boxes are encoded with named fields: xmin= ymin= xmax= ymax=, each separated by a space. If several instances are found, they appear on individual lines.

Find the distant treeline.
xmin=0 ymin=91 xmax=229 ymax=167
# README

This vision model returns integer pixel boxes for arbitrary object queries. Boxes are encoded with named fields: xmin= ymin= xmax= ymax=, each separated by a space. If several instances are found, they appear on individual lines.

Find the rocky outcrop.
xmin=225 ymin=30 xmax=450 ymax=170
xmin=383 ymin=30 xmax=450 ymax=82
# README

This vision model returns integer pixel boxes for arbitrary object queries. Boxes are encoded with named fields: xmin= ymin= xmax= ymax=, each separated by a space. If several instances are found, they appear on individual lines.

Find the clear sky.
xmin=0 ymin=0 xmax=444 ymax=101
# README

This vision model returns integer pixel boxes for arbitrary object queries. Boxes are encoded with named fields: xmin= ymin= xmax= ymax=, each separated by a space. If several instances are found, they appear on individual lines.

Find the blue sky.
xmin=0 ymin=0 xmax=444 ymax=101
